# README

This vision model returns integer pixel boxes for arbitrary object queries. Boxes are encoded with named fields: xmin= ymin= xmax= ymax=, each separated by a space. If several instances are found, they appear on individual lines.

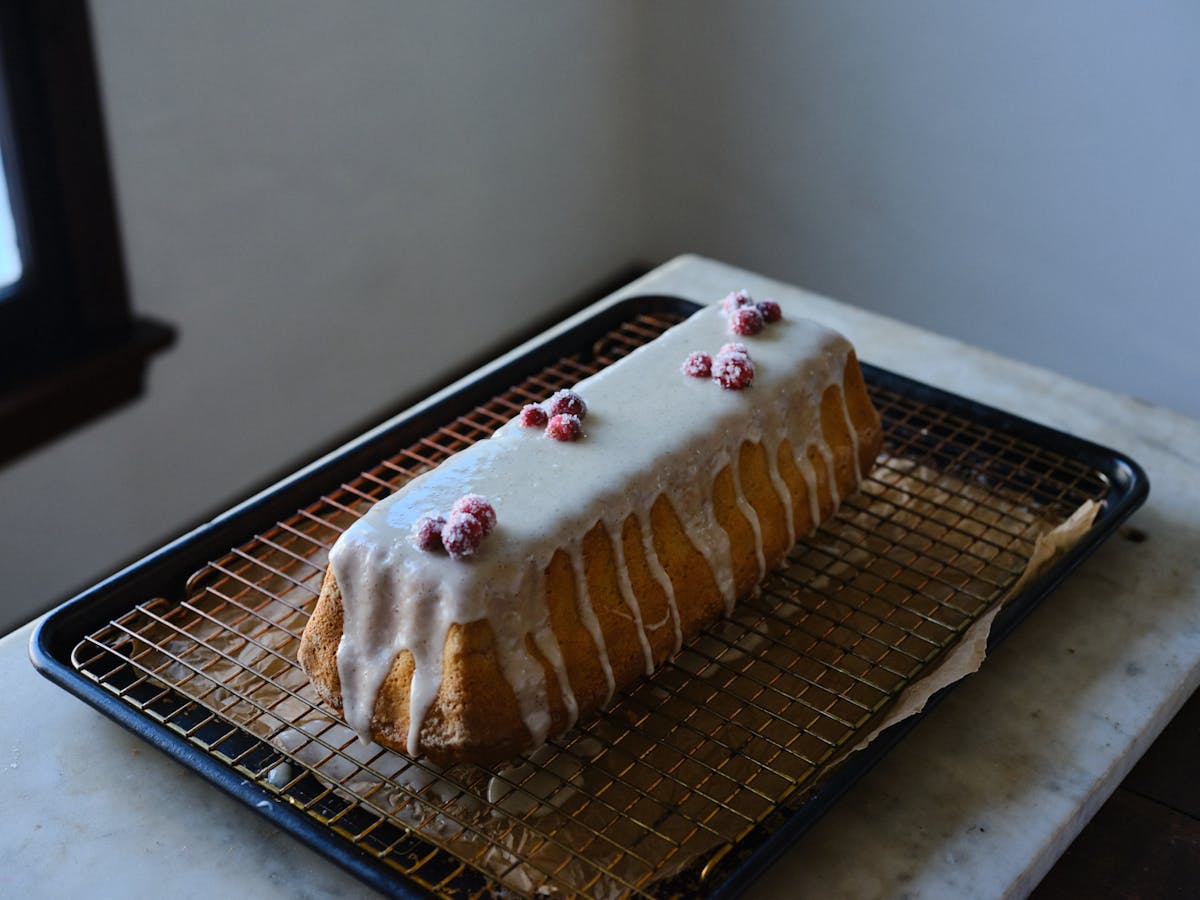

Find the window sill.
xmin=0 ymin=317 xmax=175 ymax=467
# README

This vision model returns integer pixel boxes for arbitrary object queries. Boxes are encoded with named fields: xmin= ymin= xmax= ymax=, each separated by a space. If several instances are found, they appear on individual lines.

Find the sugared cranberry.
xmin=413 ymin=514 xmax=447 ymax=552
xmin=546 ymin=413 xmax=582 ymax=442
xmin=712 ymin=351 xmax=755 ymax=390
xmin=519 ymin=404 xmax=548 ymax=428
xmin=681 ymin=351 xmax=712 ymax=378
xmin=721 ymin=289 xmax=754 ymax=315
xmin=757 ymin=300 xmax=782 ymax=323
xmin=451 ymin=494 xmax=496 ymax=536
xmin=719 ymin=342 xmax=749 ymax=356
xmin=441 ymin=511 xmax=484 ymax=558
xmin=728 ymin=306 xmax=765 ymax=336
xmin=547 ymin=389 xmax=587 ymax=419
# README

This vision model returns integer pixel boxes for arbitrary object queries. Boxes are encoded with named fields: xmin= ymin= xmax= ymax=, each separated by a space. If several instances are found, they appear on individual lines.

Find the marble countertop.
xmin=6 ymin=255 xmax=1200 ymax=898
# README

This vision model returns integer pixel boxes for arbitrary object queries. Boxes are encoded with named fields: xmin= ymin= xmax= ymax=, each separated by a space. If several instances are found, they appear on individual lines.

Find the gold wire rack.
xmin=67 ymin=307 xmax=1113 ymax=898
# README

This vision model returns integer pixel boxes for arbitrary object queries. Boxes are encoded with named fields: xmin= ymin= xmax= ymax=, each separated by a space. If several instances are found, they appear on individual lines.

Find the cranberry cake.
xmin=298 ymin=292 xmax=882 ymax=765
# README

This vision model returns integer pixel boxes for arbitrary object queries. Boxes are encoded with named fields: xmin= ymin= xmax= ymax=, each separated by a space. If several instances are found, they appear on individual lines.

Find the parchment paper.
xmin=844 ymin=499 xmax=1099 ymax=756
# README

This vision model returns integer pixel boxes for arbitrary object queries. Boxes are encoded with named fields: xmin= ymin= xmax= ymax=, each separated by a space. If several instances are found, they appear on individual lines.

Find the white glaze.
xmin=568 ymin=547 xmax=616 ymax=702
xmin=328 ymin=299 xmax=860 ymax=754
xmin=607 ymin=521 xmax=656 ymax=675
xmin=637 ymin=507 xmax=682 ymax=651
xmin=730 ymin=457 xmax=767 ymax=584
xmin=796 ymin=449 xmax=824 ymax=527
xmin=765 ymin=446 xmax=797 ymax=549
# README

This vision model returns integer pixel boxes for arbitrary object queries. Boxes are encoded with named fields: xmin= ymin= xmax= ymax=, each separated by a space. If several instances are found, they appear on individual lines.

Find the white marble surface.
xmin=6 ymin=255 xmax=1200 ymax=898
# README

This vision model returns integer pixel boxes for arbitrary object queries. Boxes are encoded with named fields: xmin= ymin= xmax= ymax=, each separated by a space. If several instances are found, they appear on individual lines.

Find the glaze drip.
xmin=730 ymin=455 xmax=767 ymax=583
xmin=527 ymin=563 xmax=579 ymax=728
xmin=607 ymin=521 xmax=656 ymax=675
xmin=796 ymin=449 xmax=823 ymax=531
xmin=569 ymin=546 xmax=617 ymax=703
xmin=637 ymin=508 xmax=682 ymax=653
xmin=328 ymin=299 xmax=865 ymax=755
xmin=764 ymin=446 xmax=797 ymax=548
xmin=818 ymin=441 xmax=841 ymax=508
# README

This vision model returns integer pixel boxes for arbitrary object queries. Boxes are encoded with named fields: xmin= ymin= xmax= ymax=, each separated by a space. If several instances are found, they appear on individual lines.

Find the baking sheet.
xmin=30 ymin=296 xmax=1148 ymax=898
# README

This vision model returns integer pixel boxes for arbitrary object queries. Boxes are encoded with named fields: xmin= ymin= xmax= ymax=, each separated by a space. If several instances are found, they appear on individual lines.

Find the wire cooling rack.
xmin=32 ymin=296 xmax=1146 ymax=898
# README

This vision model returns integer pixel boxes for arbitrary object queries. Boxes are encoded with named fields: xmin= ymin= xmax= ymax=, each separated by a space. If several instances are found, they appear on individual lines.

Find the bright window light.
xmin=0 ymin=145 xmax=21 ymax=292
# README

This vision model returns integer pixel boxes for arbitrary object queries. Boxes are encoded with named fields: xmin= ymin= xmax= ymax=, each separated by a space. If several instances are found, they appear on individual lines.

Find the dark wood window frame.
xmin=0 ymin=0 xmax=173 ymax=466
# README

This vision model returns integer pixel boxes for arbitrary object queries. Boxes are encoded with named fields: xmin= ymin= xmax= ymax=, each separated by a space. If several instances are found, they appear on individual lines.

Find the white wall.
xmin=0 ymin=1 xmax=645 ymax=634
xmin=641 ymin=2 xmax=1200 ymax=416
xmin=3 ymin=2 xmax=1196 ymax=634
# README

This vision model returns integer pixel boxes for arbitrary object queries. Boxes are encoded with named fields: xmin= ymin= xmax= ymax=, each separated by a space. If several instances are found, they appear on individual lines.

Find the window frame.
xmin=0 ymin=0 xmax=173 ymax=466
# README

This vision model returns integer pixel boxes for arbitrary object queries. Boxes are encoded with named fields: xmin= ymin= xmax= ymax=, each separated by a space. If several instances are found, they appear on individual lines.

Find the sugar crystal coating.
xmin=413 ymin=514 xmax=447 ymax=552
xmin=719 ymin=342 xmax=749 ymax=356
xmin=547 ymin=389 xmax=587 ymax=419
xmin=451 ymin=494 xmax=497 ymax=536
xmin=519 ymin=404 xmax=549 ymax=428
xmin=712 ymin=351 xmax=755 ymax=390
xmin=728 ymin=306 xmax=765 ymax=336
xmin=720 ymin=289 xmax=754 ymax=316
xmin=546 ymin=413 xmax=582 ymax=442
xmin=681 ymin=351 xmax=712 ymax=378
xmin=441 ymin=511 xmax=484 ymax=558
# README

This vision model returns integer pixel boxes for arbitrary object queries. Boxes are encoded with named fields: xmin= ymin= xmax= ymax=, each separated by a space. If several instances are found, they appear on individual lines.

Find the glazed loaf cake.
xmin=298 ymin=294 xmax=882 ymax=766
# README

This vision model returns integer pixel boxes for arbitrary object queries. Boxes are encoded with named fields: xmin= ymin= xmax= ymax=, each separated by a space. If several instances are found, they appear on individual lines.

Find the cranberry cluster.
xmin=681 ymin=342 xmax=756 ymax=390
xmin=679 ymin=290 xmax=784 ymax=392
xmin=517 ymin=389 xmax=588 ymax=442
xmin=413 ymin=493 xmax=497 ymax=558
xmin=720 ymin=289 xmax=783 ymax=336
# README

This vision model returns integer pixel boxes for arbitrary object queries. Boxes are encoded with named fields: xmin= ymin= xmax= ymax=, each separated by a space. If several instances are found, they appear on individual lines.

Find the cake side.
xmin=299 ymin=299 xmax=882 ymax=764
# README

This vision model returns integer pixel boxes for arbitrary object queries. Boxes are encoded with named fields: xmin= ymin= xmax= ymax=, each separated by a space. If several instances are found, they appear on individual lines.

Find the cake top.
xmin=334 ymin=298 xmax=847 ymax=574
